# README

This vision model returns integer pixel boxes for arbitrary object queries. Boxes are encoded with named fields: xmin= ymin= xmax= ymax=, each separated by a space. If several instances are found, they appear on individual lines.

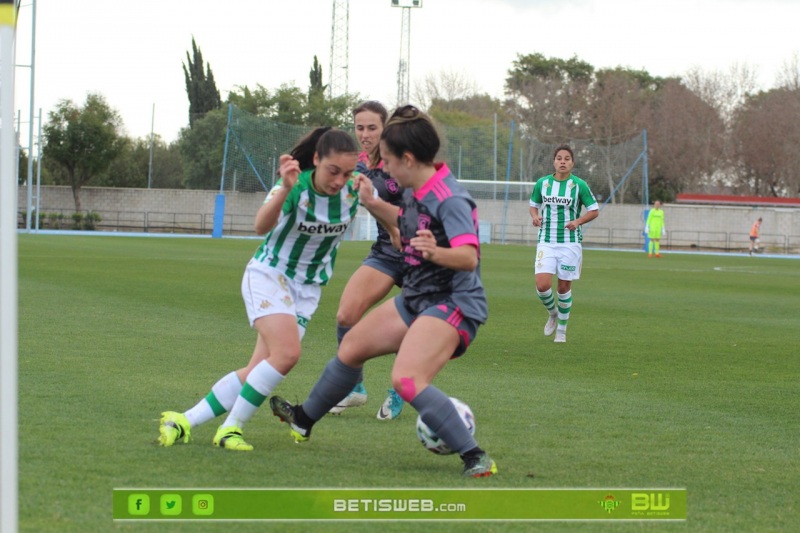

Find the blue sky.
xmin=11 ymin=0 xmax=800 ymax=145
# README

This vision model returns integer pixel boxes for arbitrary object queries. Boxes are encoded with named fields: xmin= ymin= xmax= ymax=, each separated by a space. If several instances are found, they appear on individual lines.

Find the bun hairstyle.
xmin=380 ymin=105 xmax=440 ymax=164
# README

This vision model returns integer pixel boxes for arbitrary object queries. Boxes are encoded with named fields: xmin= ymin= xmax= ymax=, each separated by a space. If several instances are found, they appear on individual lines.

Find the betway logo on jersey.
xmin=542 ymin=195 xmax=573 ymax=205
xmin=297 ymin=221 xmax=349 ymax=235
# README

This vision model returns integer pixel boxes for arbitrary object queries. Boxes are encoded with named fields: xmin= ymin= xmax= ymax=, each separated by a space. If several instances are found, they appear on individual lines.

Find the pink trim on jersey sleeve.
xmin=414 ymin=163 xmax=450 ymax=200
xmin=450 ymin=234 xmax=479 ymax=248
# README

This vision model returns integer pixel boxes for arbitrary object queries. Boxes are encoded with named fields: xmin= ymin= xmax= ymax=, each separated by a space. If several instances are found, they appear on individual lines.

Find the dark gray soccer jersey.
xmin=397 ymin=163 xmax=488 ymax=323
xmin=357 ymin=159 xmax=404 ymax=262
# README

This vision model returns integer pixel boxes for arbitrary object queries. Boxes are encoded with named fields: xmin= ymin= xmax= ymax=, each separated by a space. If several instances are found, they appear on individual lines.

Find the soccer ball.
xmin=415 ymin=397 xmax=475 ymax=455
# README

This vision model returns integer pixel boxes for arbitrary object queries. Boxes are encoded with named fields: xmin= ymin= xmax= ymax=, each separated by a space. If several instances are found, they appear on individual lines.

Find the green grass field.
xmin=16 ymin=235 xmax=799 ymax=532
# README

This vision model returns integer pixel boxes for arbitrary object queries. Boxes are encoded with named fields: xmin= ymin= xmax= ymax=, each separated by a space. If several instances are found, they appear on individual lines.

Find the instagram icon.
xmin=192 ymin=494 xmax=214 ymax=516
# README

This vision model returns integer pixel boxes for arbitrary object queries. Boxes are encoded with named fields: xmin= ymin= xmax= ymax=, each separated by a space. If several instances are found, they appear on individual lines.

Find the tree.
xmin=307 ymin=55 xmax=331 ymax=126
xmin=183 ymin=37 xmax=222 ymax=128
xmin=776 ymin=52 xmax=800 ymax=91
xmin=585 ymin=68 xmax=660 ymax=203
xmin=17 ymin=148 xmax=29 ymax=186
xmin=504 ymin=53 xmax=594 ymax=141
xmin=100 ymin=135 xmax=184 ymax=189
xmin=227 ymin=84 xmax=273 ymax=116
xmin=731 ymin=88 xmax=800 ymax=196
xmin=176 ymin=108 xmax=228 ymax=189
xmin=428 ymin=94 xmax=509 ymax=181
xmin=413 ymin=69 xmax=481 ymax=110
xmin=226 ymin=56 xmax=359 ymax=127
xmin=682 ymin=64 xmax=758 ymax=126
xmin=646 ymin=79 xmax=725 ymax=198
xmin=42 ymin=93 xmax=126 ymax=212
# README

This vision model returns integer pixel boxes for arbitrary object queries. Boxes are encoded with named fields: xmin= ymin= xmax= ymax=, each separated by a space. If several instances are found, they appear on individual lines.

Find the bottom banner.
xmin=114 ymin=488 xmax=686 ymax=521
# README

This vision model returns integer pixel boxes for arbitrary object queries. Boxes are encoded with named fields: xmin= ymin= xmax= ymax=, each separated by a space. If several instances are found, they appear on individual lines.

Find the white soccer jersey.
xmin=529 ymin=174 xmax=598 ymax=244
xmin=252 ymin=169 xmax=360 ymax=285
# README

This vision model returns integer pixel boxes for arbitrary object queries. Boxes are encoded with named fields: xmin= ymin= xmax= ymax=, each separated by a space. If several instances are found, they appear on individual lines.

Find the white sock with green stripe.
xmin=223 ymin=361 xmax=284 ymax=429
xmin=184 ymin=371 xmax=243 ymax=428
xmin=537 ymin=288 xmax=557 ymax=316
xmin=557 ymin=290 xmax=572 ymax=335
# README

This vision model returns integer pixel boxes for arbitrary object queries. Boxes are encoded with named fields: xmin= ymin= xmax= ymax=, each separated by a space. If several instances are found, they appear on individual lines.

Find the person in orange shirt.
xmin=749 ymin=217 xmax=762 ymax=255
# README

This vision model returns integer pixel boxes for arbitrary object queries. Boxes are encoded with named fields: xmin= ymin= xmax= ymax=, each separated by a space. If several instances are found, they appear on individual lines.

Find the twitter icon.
xmin=160 ymin=494 xmax=182 ymax=516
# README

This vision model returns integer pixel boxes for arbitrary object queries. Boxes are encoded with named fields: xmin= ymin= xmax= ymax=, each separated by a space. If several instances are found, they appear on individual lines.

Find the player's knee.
xmin=392 ymin=376 xmax=417 ymax=403
xmin=336 ymin=305 xmax=362 ymax=329
xmin=275 ymin=346 xmax=302 ymax=370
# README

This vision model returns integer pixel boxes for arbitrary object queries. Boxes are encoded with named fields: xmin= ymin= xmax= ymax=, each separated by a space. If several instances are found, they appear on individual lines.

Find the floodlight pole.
xmin=392 ymin=1 xmax=422 ymax=106
xmin=328 ymin=0 xmax=350 ymax=99
xmin=25 ymin=0 xmax=35 ymax=230
xmin=148 ymin=103 xmax=154 ymax=189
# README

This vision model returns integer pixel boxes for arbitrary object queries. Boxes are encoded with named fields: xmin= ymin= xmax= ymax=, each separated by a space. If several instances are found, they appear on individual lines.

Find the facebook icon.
xmin=128 ymin=494 xmax=150 ymax=515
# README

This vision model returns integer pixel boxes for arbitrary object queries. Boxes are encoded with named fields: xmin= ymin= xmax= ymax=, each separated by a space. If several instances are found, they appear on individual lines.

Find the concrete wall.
xmin=17 ymin=185 xmax=800 ymax=252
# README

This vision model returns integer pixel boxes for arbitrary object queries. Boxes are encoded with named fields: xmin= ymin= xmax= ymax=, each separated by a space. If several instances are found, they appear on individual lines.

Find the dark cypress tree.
xmin=183 ymin=37 xmax=221 ymax=128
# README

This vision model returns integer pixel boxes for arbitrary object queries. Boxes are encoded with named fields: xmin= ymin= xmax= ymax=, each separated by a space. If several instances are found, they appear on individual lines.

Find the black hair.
xmin=380 ymin=105 xmax=440 ymax=164
xmin=553 ymin=144 xmax=574 ymax=161
xmin=289 ymin=127 xmax=358 ymax=171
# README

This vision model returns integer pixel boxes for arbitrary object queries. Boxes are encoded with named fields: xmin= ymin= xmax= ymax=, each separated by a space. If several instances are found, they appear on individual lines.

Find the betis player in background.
xmin=529 ymin=145 xmax=599 ymax=343
xmin=645 ymin=200 xmax=666 ymax=257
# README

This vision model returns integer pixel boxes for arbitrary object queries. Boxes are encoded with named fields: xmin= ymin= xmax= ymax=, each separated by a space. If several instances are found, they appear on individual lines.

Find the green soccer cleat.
xmin=462 ymin=452 xmax=498 ymax=478
xmin=212 ymin=425 xmax=253 ymax=451
xmin=269 ymin=395 xmax=311 ymax=443
xmin=158 ymin=411 xmax=191 ymax=447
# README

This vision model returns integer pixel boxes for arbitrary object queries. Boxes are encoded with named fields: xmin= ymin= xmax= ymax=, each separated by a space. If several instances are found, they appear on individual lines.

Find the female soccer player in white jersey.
xmin=329 ymin=101 xmax=408 ymax=420
xmin=157 ymin=127 xmax=361 ymax=451
xmin=269 ymin=105 xmax=498 ymax=477
xmin=529 ymin=144 xmax=599 ymax=343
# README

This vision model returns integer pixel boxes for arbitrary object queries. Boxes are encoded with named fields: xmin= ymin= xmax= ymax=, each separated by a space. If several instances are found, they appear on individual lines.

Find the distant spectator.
xmin=645 ymin=200 xmax=666 ymax=258
xmin=749 ymin=217 xmax=762 ymax=255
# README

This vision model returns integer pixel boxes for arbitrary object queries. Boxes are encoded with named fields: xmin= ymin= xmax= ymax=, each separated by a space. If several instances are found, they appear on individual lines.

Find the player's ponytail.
xmin=290 ymin=127 xmax=333 ymax=171
xmin=288 ymin=127 xmax=358 ymax=171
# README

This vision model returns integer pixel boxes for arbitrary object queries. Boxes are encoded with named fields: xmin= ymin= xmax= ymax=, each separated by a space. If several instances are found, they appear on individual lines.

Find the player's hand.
xmin=531 ymin=216 xmax=542 ymax=227
xmin=565 ymin=220 xmax=579 ymax=231
xmin=354 ymin=173 xmax=375 ymax=205
xmin=278 ymin=154 xmax=301 ymax=190
xmin=410 ymin=229 xmax=437 ymax=260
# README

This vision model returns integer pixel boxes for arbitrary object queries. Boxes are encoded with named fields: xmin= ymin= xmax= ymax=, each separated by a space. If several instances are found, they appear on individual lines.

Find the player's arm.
xmin=412 ymin=197 xmax=480 ymax=271
xmin=255 ymin=155 xmax=299 ymax=235
xmin=565 ymin=207 xmax=598 ymax=231
xmin=410 ymin=230 xmax=478 ymax=271
xmin=529 ymin=180 xmax=543 ymax=226
xmin=565 ymin=183 xmax=599 ymax=230
xmin=529 ymin=205 xmax=542 ymax=227
xmin=355 ymin=173 xmax=400 ymax=229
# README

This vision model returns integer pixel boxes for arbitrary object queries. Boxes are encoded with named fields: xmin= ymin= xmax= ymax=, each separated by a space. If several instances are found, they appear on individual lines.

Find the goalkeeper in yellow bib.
xmin=645 ymin=200 xmax=666 ymax=258
xmin=529 ymin=145 xmax=599 ymax=343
